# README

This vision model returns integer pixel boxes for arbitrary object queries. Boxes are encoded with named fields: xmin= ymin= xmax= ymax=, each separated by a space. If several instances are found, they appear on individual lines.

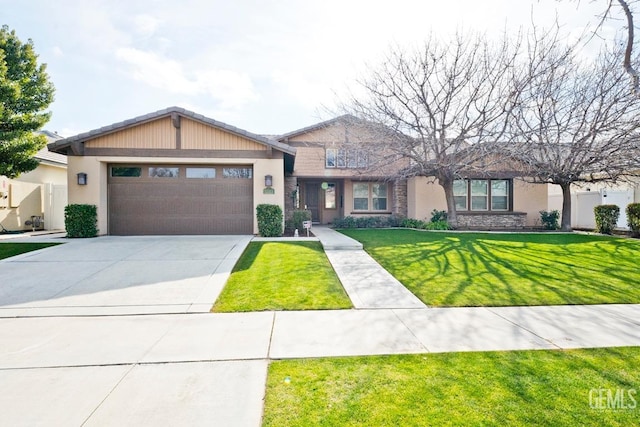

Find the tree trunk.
xmin=560 ymin=182 xmax=573 ymax=231
xmin=440 ymin=178 xmax=458 ymax=228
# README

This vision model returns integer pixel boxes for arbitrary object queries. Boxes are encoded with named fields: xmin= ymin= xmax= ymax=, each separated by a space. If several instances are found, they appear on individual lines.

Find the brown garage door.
xmin=108 ymin=164 xmax=253 ymax=235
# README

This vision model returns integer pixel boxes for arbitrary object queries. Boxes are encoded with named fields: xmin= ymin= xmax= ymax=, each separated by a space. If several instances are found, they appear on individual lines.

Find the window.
xmin=372 ymin=183 xmax=387 ymax=210
xmin=471 ymin=180 xmax=488 ymax=210
xmin=453 ymin=180 xmax=468 ymax=210
xmin=223 ymin=167 xmax=252 ymax=179
xmin=325 ymin=183 xmax=336 ymax=209
xmin=326 ymin=148 xmax=368 ymax=169
xmin=149 ymin=167 xmax=179 ymax=178
xmin=353 ymin=182 xmax=388 ymax=211
xmin=353 ymin=183 xmax=369 ymax=210
xmin=454 ymin=179 xmax=511 ymax=212
xmin=491 ymin=180 xmax=509 ymax=210
xmin=186 ymin=167 xmax=216 ymax=179
xmin=325 ymin=149 xmax=337 ymax=168
xmin=111 ymin=167 xmax=141 ymax=177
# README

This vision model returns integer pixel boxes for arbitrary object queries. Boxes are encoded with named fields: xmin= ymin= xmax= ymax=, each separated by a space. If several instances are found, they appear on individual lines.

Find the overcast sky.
xmin=2 ymin=0 xmax=626 ymax=137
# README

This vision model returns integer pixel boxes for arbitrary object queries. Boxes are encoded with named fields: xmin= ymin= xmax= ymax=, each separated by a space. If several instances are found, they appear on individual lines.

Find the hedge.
xmin=594 ymin=204 xmax=620 ymax=235
xmin=64 ymin=204 xmax=98 ymax=238
xmin=627 ymin=203 xmax=640 ymax=237
xmin=256 ymin=204 xmax=283 ymax=237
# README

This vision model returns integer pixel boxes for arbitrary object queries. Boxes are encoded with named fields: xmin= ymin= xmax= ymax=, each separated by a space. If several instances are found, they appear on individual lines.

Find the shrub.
xmin=539 ymin=210 xmax=560 ymax=230
xmin=594 ymin=204 xmax=620 ymax=235
xmin=626 ymin=203 xmax=640 ymax=237
xmin=424 ymin=220 xmax=451 ymax=230
xmin=64 ymin=204 xmax=98 ymax=238
xmin=430 ymin=209 xmax=448 ymax=223
xmin=256 ymin=204 xmax=283 ymax=237
xmin=286 ymin=210 xmax=312 ymax=232
xmin=401 ymin=218 xmax=426 ymax=229
xmin=332 ymin=216 xmax=356 ymax=229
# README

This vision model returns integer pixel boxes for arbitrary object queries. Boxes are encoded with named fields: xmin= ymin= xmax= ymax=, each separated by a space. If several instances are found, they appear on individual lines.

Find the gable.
xmin=85 ymin=117 xmax=175 ymax=149
xmin=181 ymin=118 xmax=266 ymax=150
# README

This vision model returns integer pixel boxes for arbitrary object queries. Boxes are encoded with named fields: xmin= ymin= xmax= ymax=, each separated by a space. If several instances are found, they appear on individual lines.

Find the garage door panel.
xmin=108 ymin=165 xmax=253 ymax=235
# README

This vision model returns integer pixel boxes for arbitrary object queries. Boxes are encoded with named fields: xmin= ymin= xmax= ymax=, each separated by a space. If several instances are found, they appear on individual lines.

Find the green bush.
xmin=424 ymin=220 xmax=451 ymax=230
xmin=64 ymin=204 xmax=98 ymax=238
xmin=332 ymin=215 xmax=403 ymax=229
xmin=539 ymin=210 xmax=560 ymax=230
xmin=430 ymin=209 xmax=448 ymax=223
xmin=256 ymin=204 xmax=283 ymax=237
xmin=626 ymin=203 xmax=640 ymax=237
xmin=401 ymin=218 xmax=427 ymax=229
xmin=286 ymin=210 xmax=312 ymax=232
xmin=594 ymin=204 xmax=620 ymax=235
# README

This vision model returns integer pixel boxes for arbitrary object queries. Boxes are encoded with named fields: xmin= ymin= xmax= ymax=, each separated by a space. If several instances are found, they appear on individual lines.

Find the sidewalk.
xmin=2 ymin=231 xmax=640 ymax=426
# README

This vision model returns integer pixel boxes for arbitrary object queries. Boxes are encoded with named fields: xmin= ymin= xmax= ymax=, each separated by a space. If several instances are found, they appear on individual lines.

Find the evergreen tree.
xmin=0 ymin=25 xmax=55 ymax=178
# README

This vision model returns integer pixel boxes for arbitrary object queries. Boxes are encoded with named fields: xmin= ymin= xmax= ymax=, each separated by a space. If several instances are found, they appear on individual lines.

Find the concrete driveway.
xmin=0 ymin=235 xmax=252 ymax=316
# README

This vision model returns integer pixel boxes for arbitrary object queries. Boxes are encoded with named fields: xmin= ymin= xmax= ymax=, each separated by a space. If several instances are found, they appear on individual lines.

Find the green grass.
xmin=263 ymin=347 xmax=640 ymax=426
xmin=212 ymin=241 xmax=351 ymax=312
xmin=0 ymin=242 xmax=60 ymax=260
xmin=339 ymin=229 xmax=640 ymax=307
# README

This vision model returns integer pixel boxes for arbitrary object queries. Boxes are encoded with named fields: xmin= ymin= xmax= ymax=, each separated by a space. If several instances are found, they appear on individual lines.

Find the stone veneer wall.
xmin=284 ymin=176 xmax=298 ymax=220
xmin=392 ymin=179 xmax=408 ymax=217
xmin=456 ymin=212 xmax=527 ymax=229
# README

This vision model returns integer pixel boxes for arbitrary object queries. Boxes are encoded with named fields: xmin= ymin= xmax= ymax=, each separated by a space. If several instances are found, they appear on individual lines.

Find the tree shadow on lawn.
xmin=364 ymin=231 xmax=640 ymax=306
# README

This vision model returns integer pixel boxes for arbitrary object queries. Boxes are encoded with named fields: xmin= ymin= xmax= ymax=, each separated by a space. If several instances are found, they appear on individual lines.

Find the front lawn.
xmin=263 ymin=347 xmax=640 ymax=426
xmin=0 ymin=242 xmax=60 ymax=260
xmin=339 ymin=229 xmax=640 ymax=306
xmin=212 ymin=241 xmax=352 ymax=312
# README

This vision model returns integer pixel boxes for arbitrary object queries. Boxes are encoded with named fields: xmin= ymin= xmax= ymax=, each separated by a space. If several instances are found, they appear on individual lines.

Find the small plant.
xmin=539 ymin=210 xmax=560 ymax=230
xmin=256 ymin=204 xmax=283 ymax=237
xmin=64 ymin=204 xmax=98 ymax=238
xmin=430 ymin=209 xmax=448 ymax=223
xmin=332 ymin=216 xmax=357 ymax=228
xmin=626 ymin=203 xmax=640 ymax=237
xmin=286 ymin=210 xmax=312 ymax=232
xmin=594 ymin=204 xmax=620 ymax=235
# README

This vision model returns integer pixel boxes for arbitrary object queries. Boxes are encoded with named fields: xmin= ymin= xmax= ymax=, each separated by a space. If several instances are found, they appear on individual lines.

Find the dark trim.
xmin=457 ymin=211 xmax=526 ymax=216
xmin=70 ymin=141 xmax=84 ymax=156
xmin=84 ymin=148 xmax=284 ymax=159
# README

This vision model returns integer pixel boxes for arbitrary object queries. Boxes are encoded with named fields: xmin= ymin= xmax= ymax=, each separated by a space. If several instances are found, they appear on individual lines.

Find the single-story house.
xmin=48 ymin=107 xmax=550 ymax=235
xmin=1 ymin=131 xmax=68 ymax=231
xmin=48 ymin=107 xmax=295 ymax=235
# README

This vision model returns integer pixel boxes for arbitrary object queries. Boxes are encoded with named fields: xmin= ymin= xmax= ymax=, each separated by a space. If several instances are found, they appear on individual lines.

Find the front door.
xmin=305 ymin=183 xmax=320 ymax=222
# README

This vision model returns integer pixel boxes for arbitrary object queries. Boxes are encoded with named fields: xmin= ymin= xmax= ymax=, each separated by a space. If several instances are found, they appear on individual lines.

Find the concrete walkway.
xmin=1 ymin=233 xmax=640 ymax=426
xmin=313 ymin=226 xmax=426 ymax=309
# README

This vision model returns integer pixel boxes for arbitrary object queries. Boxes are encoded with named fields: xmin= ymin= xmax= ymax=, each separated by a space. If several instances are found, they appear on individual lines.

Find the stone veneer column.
xmin=284 ymin=176 xmax=298 ymax=220
xmin=392 ymin=179 xmax=408 ymax=217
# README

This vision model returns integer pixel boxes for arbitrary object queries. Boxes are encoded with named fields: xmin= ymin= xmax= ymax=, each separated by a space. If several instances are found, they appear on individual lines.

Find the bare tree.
xmin=506 ymin=40 xmax=640 ymax=231
xmin=344 ymin=33 xmax=522 ymax=226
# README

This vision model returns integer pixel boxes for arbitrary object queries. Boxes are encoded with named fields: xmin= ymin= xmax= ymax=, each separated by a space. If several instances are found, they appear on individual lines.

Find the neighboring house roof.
xmin=35 ymin=130 xmax=67 ymax=167
xmin=47 ymin=106 xmax=296 ymax=156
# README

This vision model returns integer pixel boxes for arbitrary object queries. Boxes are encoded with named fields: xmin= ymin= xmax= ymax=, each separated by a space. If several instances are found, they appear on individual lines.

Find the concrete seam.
xmin=391 ymin=309 xmax=431 ymax=353
xmin=484 ymin=307 xmax=563 ymax=350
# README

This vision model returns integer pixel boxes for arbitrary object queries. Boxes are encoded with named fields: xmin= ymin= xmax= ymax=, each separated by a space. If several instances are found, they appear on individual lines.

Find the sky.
xmin=1 ymin=0 xmax=628 ymax=137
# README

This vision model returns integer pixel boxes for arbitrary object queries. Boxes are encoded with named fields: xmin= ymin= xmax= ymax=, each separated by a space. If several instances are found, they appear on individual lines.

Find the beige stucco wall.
xmin=17 ymin=163 xmax=67 ymax=186
xmin=407 ymin=177 xmax=447 ymax=220
xmin=1 ymin=163 xmax=68 ymax=231
xmin=408 ymin=177 xmax=548 ymax=226
xmin=512 ymin=179 xmax=549 ymax=226
xmin=67 ymin=156 xmax=284 ymax=235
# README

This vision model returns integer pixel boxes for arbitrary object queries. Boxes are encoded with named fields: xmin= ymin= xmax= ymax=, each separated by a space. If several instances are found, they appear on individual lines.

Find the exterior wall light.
xmin=77 ymin=172 xmax=87 ymax=185
xmin=265 ymin=174 xmax=273 ymax=187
